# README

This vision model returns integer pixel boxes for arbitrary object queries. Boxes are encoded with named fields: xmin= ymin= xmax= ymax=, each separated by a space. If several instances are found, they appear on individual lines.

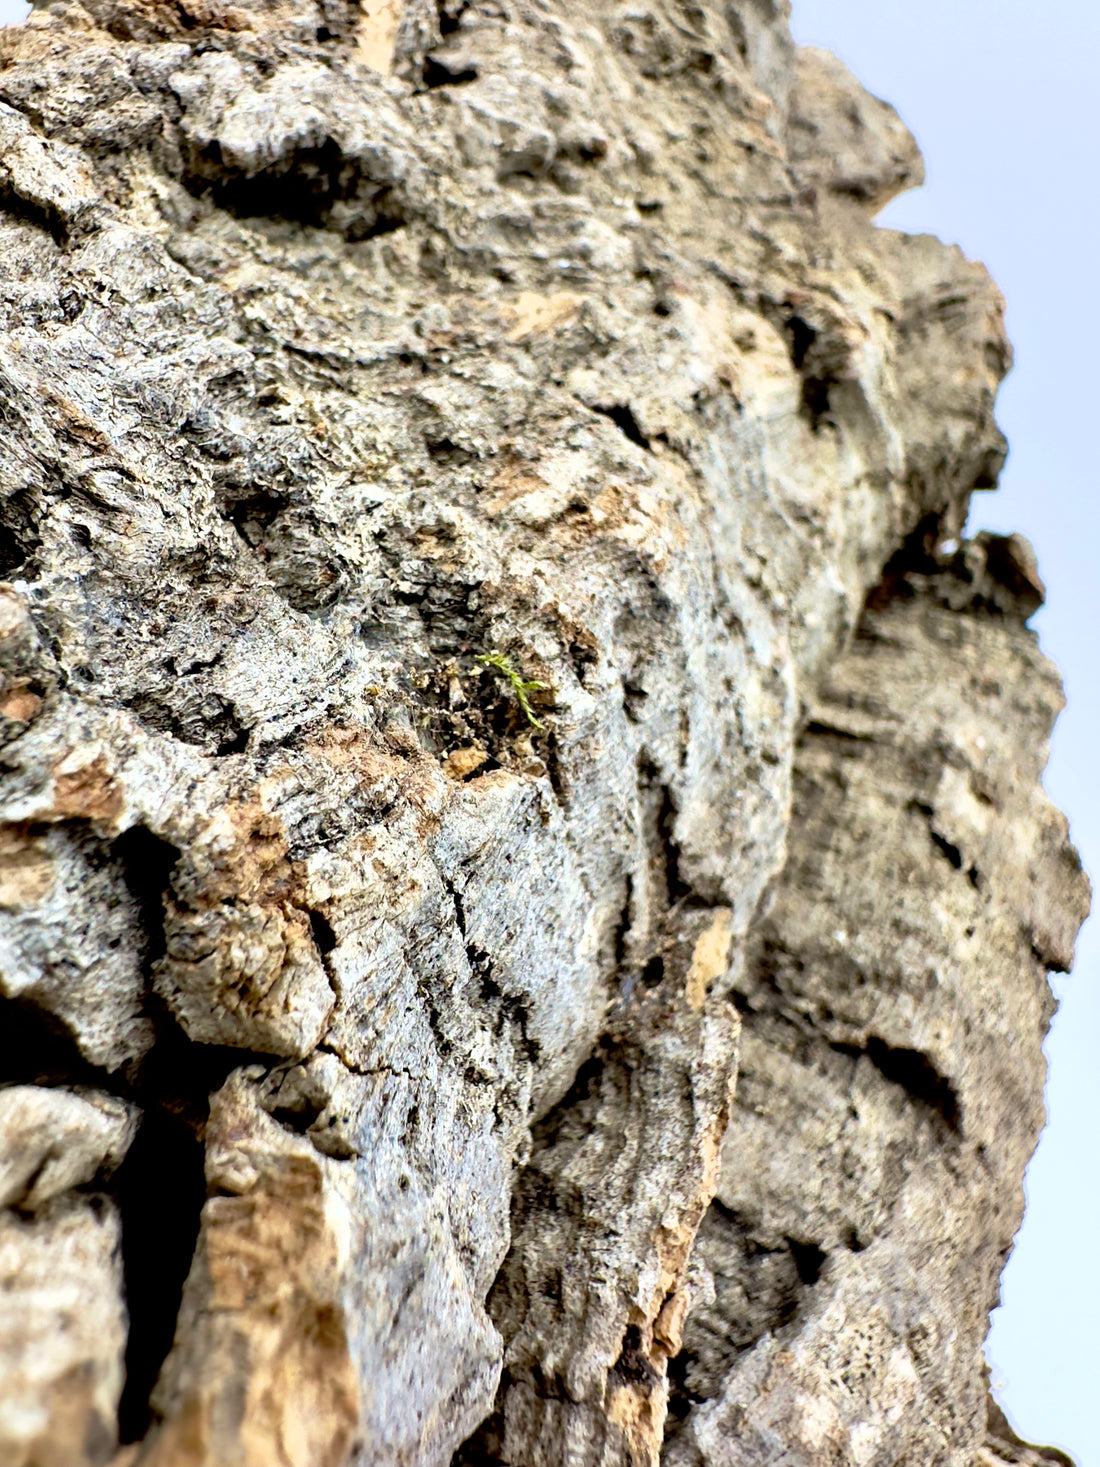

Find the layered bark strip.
xmin=663 ymin=538 xmax=1089 ymax=1467
xmin=0 ymin=0 xmax=1087 ymax=1463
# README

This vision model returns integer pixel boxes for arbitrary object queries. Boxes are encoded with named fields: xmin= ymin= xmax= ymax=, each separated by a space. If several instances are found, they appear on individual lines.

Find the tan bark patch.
xmin=443 ymin=745 xmax=489 ymax=781
xmin=354 ymin=0 xmax=403 ymax=74
xmin=500 ymin=291 xmax=585 ymax=343
xmin=0 ymin=825 xmax=55 ymax=908
xmin=0 ymin=684 xmax=42 ymax=722
xmin=50 ymin=754 xmax=123 ymax=826
xmin=143 ymin=1082 xmax=362 ymax=1467
xmin=685 ymin=908 xmax=732 ymax=1010
xmin=0 ymin=586 xmax=29 ymax=640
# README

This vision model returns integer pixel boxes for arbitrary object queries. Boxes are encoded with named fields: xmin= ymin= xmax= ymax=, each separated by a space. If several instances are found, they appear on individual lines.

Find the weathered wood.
xmin=0 ymin=1 xmax=1085 ymax=1462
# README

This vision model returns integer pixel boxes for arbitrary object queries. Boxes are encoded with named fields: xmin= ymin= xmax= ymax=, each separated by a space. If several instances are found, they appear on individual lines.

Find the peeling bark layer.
xmin=0 ymin=0 xmax=1087 ymax=1464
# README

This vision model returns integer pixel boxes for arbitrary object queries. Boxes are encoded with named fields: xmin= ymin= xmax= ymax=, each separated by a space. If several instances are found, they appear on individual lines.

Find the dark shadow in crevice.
xmin=863 ymin=512 xmax=945 ymax=613
xmin=908 ymin=799 xmax=980 ymax=890
xmin=635 ymin=758 xmax=698 ymax=912
xmin=788 ymin=1237 xmax=826 ymax=1286
xmin=114 ymin=827 xmax=179 ymax=977
xmin=0 ymin=485 xmax=43 ymax=580
xmin=422 ymin=55 xmax=479 ymax=87
xmin=425 ymin=434 xmax=477 ymax=466
xmin=223 ymin=489 xmax=289 ymax=551
xmin=114 ymin=1095 xmax=206 ymax=1440
xmin=451 ymin=1046 xmax=619 ymax=1465
xmin=929 ymin=827 xmax=964 ymax=871
xmin=542 ymin=728 xmax=570 ymax=811
xmin=215 ymin=725 xmax=252 ymax=755
xmin=0 ymin=825 xmax=287 ymax=1444
xmin=0 ymin=185 xmax=71 ymax=248
xmin=309 ymin=908 xmax=338 ymax=956
xmin=451 ymin=1370 xmax=508 ymax=1466
xmin=589 ymin=402 xmax=651 ymax=450
xmin=654 ymin=779 xmax=692 ymax=907
xmin=123 ymin=684 xmax=252 ymax=758
xmin=785 ymin=315 xmax=816 ymax=371
xmin=182 ymin=140 xmax=408 ymax=241
xmin=0 ymin=996 xmax=279 ymax=1444
xmin=0 ymin=995 xmax=103 ymax=1090
xmin=832 ymin=1035 xmax=960 ymax=1135
xmin=781 ymin=314 xmax=836 ymax=426
xmin=665 ymin=1200 xmax=832 ymax=1434
xmin=116 ymin=1027 xmax=284 ymax=1442
xmin=438 ymin=0 xmax=470 ymax=34
xmin=610 ymin=1323 xmax=661 ymax=1392
xmin=803 ymin=718 xmax=874 ymax=745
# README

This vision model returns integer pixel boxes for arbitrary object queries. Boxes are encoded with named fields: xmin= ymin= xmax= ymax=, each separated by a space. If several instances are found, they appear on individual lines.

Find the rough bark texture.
xmin=0 ymin=0 xmax=1088 ymax=1464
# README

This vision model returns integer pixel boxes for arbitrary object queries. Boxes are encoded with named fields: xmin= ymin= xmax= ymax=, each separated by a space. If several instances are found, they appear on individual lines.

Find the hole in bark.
xmin=780 ymin=314 xmax=844 ymax=426
xmin=225 ymin=490 xmax=288 ymax=549
xmin=183 ymin=141 xmax=408 ymax=240
xmin=268 ymin=1085 xmax=326 ymax=1135
xmin=423 ymin=55 xmax=479 ymax=86
xmin=785 ymin=314 xmax=817 ymax=370
xmin=114 ymin=826 xmax=179 ymax=978
xmin=425 ymin=434 xmax=477 ymax=465
xmin=929 ymin=827 xmax=963 ymax=870
xmin=0 ymin=487 xmax=42 ymax=578
xmin=832 ymin=1035 xmax=960 ymax=1134
xmin=215 ymin=726 xmax=251 ymax=755
xmin=800 ymin=375 xmax=832 ymax=421
xmin=309 ymin=909 xmax=338 ymax=955
xmin=788 ymin=1237 xmax=826 ymax=1286
xmin=438 ymin=0 xmax=470 ymax=33
xmin=125 ymin=686 xmax=251 ymax=757
xmin=589 ymin=402 xmax=651 ymax=450
xmin=641 ymin=954 xmax=665 ymax=988
xmin=863 ymin=1038 xmax=960 ymax=1133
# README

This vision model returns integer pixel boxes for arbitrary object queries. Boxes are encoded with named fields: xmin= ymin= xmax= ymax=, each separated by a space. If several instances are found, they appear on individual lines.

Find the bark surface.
xmin=0 ymin=0 xmax=1088 ymax=1464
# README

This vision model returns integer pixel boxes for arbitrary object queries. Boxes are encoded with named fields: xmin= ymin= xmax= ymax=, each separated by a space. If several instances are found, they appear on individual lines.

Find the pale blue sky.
xmin=1 ymin=0 xmax=1096 ymax=1458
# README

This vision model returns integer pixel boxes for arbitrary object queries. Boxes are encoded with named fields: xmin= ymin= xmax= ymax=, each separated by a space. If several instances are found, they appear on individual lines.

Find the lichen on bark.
xmin=0 ymin=0 xmax=1088 ymax=1464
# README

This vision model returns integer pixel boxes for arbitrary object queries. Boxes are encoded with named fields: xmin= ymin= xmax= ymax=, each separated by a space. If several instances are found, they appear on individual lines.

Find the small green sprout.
xmin=476 ymin=651 xmax=550 ymax=731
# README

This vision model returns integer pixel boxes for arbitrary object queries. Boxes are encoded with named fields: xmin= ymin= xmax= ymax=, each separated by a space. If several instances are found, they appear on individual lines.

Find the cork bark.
xmin=0 ymin=0 xmax=1088 ymax=1463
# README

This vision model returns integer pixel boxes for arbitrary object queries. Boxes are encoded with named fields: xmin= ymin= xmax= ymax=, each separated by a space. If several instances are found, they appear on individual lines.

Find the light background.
xmin=0 ymin=0 xmax=1096 ymax=1458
